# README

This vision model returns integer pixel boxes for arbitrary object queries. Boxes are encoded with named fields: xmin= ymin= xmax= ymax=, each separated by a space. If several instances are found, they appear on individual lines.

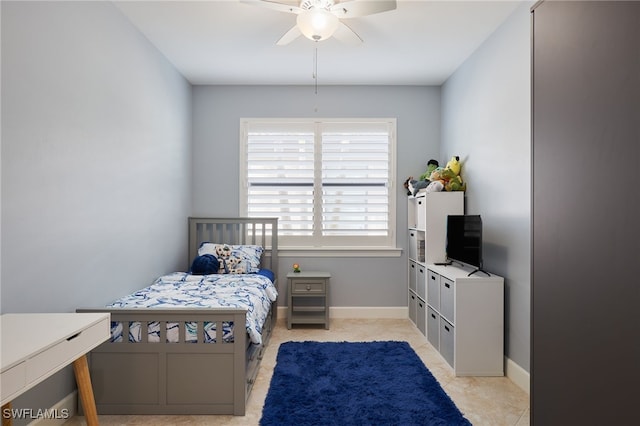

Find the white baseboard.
xmin=277 ymin=305 xmax=287 ymax=319
xmin=28 ymin=390 xmax=77 ymax=426
xmin=505 ymin=357 xmax=530 ymax=395
xmin=330 ymin=306 xmax=407 ymax=318
xmin=278 ymin=306 xmax=407 ymax=319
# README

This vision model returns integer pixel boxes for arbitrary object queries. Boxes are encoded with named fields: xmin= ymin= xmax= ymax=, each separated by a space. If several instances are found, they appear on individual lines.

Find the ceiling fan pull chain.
xmin=314 ymin=46 xmax=318 ymax=95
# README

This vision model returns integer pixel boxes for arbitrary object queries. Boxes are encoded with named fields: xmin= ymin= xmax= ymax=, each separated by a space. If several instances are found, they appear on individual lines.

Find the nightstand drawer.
xmin=291 ymin=280 xmax=326 ymax=294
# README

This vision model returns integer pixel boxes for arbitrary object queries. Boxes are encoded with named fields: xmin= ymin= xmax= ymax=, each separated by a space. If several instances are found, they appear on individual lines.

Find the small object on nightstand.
xmin=292 ymin=263 xmax=301 ymax=273
xmin=287 ymin=271 xmax=330 ymax=330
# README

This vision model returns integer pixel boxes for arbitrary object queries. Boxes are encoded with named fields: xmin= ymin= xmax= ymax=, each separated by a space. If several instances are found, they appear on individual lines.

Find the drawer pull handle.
xmin=431 ymin=314 xmax=436 ymax=319
xmin=444 ymin=325 xmax=450 ymax=332
xmin=306 ymin=285 xmax=311 ymax=291
xmin=431 ymin=275 xmax=435 ymax=279
xmin=66 ymin=332 xmax=81 ymax=341
xmin=445 ymin=283 xmax=450 ymax=288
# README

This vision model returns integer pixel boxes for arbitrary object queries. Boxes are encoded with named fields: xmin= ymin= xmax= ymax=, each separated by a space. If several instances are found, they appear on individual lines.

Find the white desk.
xmin=1 ymin=313 xmax=110 ymax=426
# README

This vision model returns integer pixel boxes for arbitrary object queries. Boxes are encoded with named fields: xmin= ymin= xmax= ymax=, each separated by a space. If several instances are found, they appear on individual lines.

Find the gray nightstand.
xmin=287 ymin=271 xmax=331 ymax=330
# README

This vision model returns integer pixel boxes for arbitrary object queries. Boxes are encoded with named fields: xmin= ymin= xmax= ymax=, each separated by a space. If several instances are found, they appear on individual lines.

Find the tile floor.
xmin=64 ymin=318 xmax=530 ymax=425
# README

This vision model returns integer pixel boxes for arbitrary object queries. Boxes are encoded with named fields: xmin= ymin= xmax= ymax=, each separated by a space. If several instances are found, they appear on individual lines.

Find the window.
xmin=240 ymin=119 xmax=397 ymax=249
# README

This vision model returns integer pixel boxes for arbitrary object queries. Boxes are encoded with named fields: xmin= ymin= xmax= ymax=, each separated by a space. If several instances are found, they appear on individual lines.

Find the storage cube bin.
xmin=409 ymin=261 xmax=417 ymax=293
xmin=440 ymin=276 xmax=455 ymax=323
xmin=408 ymin=231 xmax=417 ymax=261
xmin=440 ymin=319 xmax=455 ymax=368
xmin=427 ymin=306 xmax=440 ymax=351
xmin=416 ymin=266 xmax=426 ymax=300
xmin=428 ymin=270 xmax=440 ymax=311
xmin=409 ymin=291 xmax=417 ymax=325
xmin=417 ymin=299 xmax=426 ymax=336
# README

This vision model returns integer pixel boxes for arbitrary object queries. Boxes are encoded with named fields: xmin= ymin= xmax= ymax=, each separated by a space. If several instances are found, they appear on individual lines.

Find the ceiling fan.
xmin=240 ymin=0 xmax=397 ymax=45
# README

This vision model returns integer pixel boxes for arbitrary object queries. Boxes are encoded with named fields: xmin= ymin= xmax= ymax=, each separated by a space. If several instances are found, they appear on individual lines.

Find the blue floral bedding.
xmin=107 ymin=271 xmax=278 ymax=345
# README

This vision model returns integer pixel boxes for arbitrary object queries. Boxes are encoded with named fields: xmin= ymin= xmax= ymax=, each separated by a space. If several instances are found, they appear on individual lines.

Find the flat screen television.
xmin=445 ymin=215 xmax=488 ymax=276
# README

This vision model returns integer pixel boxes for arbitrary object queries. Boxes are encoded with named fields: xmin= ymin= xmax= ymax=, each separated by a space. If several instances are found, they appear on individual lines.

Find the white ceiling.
xmin=114 ymin=0 xmax=522 ymax=86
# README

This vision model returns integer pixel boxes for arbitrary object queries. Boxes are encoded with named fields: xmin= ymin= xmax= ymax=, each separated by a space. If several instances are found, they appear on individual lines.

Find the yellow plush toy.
xmin=444 ymin=156 xmax=466 ymax=191
xmin=446 ymin=156 xmax=462 ymax=176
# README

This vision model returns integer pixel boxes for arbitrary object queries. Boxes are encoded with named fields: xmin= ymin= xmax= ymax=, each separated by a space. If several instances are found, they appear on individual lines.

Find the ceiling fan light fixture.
xmin=296 ymin=8 xmax=339 ymax=42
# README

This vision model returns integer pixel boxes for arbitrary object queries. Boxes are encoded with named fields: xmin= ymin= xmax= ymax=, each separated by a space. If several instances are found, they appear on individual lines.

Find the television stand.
xmin=424 ymin=263 xmax=504 ymax=376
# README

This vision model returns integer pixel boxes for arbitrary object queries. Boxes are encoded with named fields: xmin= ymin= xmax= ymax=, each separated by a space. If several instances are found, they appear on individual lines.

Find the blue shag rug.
xmin=260 ymin=341 xmax=471 ymax=426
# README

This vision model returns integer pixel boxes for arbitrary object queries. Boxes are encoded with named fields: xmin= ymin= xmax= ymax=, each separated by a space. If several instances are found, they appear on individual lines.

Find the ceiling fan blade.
xmin=240 ymin=0 xmax=302 ymax=15
xmin=276 ymin=25 xmax=302 ymax=45
xmin=331 ymin=0 xmax=397 ymax=18
xmin=332 ymin=21 xmax=363 ymax=45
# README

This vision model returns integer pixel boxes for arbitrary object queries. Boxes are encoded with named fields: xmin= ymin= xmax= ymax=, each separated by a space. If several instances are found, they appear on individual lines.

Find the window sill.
xmin=278 ymin=247 xmax=403 ymax=258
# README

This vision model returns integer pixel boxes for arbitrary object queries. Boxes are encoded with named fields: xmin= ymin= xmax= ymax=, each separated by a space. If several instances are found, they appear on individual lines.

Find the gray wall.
xmin=441 ymin=3 xmax=532 ymax=372
xmin=192 ymin=85 xmax=441 ymax=307
xmin=531 ymin=1 xmax=639 ymax=424
xmin=1 ymin=0 xmax=191 ymax=419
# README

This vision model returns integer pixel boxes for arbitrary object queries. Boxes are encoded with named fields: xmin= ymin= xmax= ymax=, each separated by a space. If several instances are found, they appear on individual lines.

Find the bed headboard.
xmin=188 ymin=217 xmax=278 ymax=279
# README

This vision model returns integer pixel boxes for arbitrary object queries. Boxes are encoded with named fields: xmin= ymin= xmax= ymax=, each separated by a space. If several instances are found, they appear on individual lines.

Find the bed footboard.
xmin=76 ymin=307 xmax=270 ymax=416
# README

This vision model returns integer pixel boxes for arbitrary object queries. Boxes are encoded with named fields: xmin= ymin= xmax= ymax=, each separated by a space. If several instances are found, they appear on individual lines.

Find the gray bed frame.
xmin=78 ymin=217 xmax=278 ymax=416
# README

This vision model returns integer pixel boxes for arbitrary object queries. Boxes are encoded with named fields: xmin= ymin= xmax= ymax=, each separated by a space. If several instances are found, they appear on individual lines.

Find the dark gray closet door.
xmin=532 ymin=1 xmax=640 ymax=425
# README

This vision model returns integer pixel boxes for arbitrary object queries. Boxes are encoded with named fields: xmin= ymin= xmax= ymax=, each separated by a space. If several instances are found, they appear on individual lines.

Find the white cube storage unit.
xmin=407 ymin=192 xmax=463 ymax=342
xmin=407 ymin=192 xmax=463 ymax=265
xmin=426 ymin=263 xmax=504 ymax=376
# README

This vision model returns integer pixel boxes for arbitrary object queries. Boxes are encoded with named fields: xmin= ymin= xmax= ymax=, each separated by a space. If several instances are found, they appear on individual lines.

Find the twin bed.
xmin=78 ymin=217 xmax=279 ymax=416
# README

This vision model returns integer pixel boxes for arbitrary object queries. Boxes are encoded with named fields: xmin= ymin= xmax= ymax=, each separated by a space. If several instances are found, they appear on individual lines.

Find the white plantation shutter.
xmin=245 ymin=122 xmax=315 ymax=236
xmin=321 ymin=123 xmax=390 ymax=237
xmin=241 ymin=119 xmax=396 ymax=248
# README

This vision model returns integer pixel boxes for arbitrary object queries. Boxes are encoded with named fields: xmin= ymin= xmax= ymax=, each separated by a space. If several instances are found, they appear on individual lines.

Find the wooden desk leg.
xmin=72 ymin=355 xmax=99 ymax=426
xmin=1 ymin=402 xmax=13 ymax=426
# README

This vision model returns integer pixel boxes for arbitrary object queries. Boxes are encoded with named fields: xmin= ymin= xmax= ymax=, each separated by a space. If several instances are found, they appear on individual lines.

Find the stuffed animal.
xmin=429 ymin=156 xmax=467 ymax=192
xmin=425 ymin=180 xmax=444 ymax=193
xmin=214 ymin=244 xmax=232 ymax=259
xmin=444 ymin=156 xmax=466 ymax=191
xmin=442 ymin=168 xmax=465 ymax=191
xmin=214 ymin=245 xmax=246 ymax=274
xmin=403 ymin=159 xmax=440 ymax=196
xmin=224 ymin=257 xmax=244 ymax=274
xmin=445 ymin=156 xmax=462 ymax=176
xmin=405 ymin=177 xmax=429 ymax=196
xmin=403 ymin=177 xmax=412 ymax=195
xmin=190 ymin=254 xmax=219 ymax=275
xmin=419 ymin=159 xmax=440 ymax=181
